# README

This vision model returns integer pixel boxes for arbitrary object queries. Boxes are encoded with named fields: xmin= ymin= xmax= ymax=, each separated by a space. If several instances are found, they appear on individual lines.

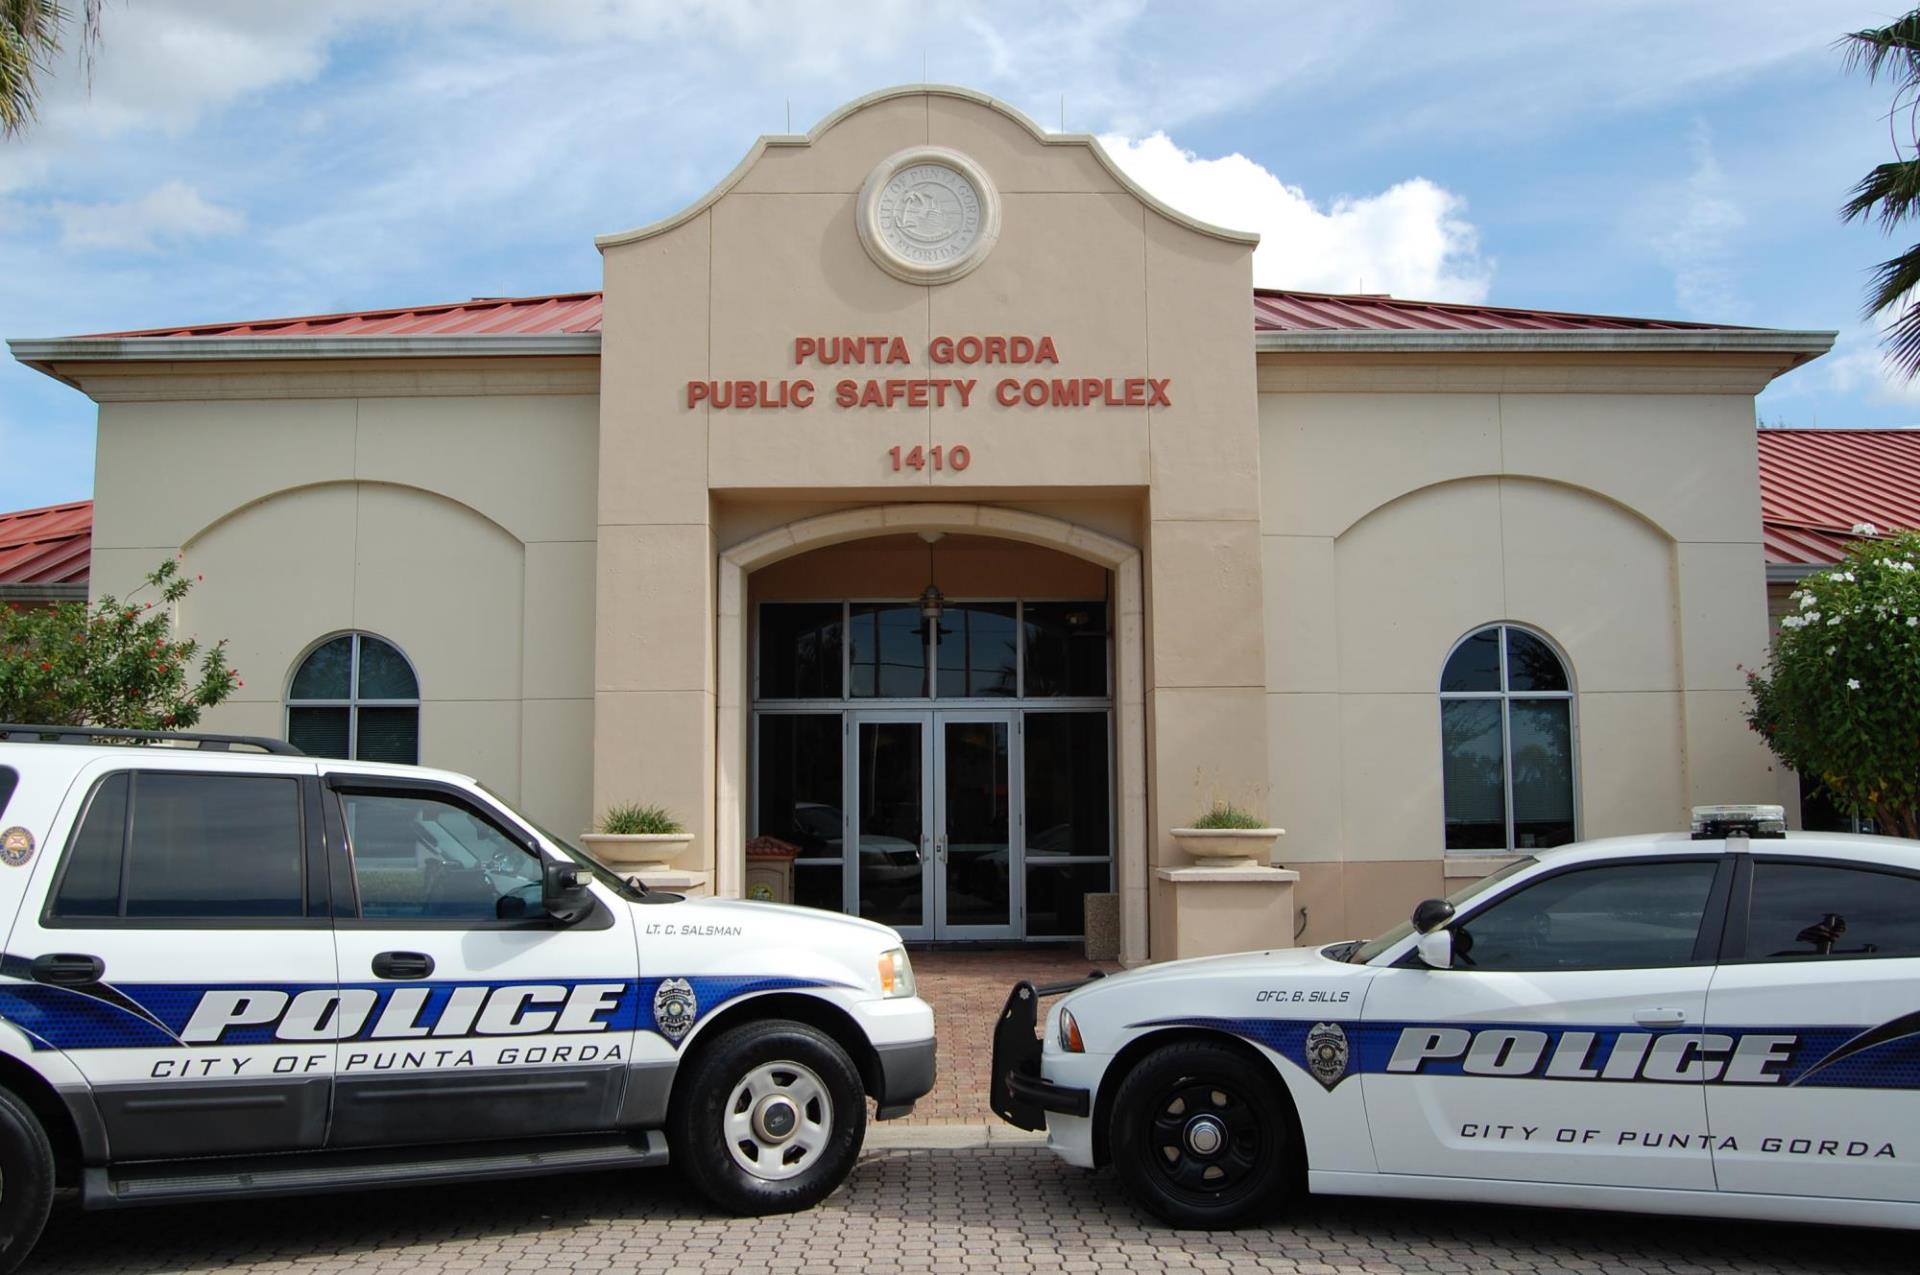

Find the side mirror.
xmin=1412 ymin=897 xmax=1455 ymax=933
xmin=1415 ymin=928 xmax=1453 ymax=969
xmin=543 ymin=860 xmax=594 ymax=924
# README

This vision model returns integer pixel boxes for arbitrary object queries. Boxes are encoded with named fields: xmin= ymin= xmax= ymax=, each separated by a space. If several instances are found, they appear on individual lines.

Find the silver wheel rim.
xmin=724 ymin=1059 xmax=834 ymax=1181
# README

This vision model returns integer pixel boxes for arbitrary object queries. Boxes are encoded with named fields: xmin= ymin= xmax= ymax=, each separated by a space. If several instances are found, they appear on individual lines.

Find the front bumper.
xmin=873 ymin=1037 xmax=937 ymax=1120
xmin=988 ymin=980 xmax=1096 ymax=1131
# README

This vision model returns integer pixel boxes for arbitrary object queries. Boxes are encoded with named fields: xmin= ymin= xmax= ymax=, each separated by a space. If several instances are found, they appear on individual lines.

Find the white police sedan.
xmin=991 ymin=806 xmax=1920 ymax=1230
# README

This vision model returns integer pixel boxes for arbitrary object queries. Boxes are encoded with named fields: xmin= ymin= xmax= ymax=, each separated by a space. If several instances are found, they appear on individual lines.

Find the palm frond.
xmin=1843 ymin=158 xmax=1920 ymax=227
xmin=0 ymin=0 xmax=100 ymax=139
xmin=1840 ymin=13 xmax=1920 ymax=83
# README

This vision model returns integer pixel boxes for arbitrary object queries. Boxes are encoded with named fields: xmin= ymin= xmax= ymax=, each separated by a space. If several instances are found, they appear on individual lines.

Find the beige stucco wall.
xmin=596 ymin=87 xmax=1266 ymax=957
xmin=83 ymin=381 xmax=599 ymax=837
xmin=1260 ymin=369 xmax=1778 ymax=944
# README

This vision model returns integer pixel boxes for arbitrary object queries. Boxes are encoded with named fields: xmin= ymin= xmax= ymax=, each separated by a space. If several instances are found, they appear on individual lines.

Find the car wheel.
xmin=0 ymin=1087 xmax=53 ymax=1275
xmin=1109 ymin=1040 xmax=1293 ymax=1228
xmin=668 ymin=1019 xmax=867 ymax=1215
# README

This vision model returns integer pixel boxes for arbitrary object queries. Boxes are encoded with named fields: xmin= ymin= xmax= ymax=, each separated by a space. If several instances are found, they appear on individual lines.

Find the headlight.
xmin=877 ymin=947 xmax=915 ymax=998
xmin=1057 ymin=1007 xmax=1085 ymax=1053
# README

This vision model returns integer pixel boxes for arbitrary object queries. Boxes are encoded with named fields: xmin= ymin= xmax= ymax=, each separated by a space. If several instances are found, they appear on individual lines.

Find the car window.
xmin=0 ymin=766 xmax=17 ymax=819
xmin=52 ymin=771 xmax=306 ymax=920
xmin=1743 ymin=861 xmax=1920 ymax=961
xmin=342 ymin=790 xmax=544 ymax=922
xmin=1452 ymin=860 xmax=1719 ymax=971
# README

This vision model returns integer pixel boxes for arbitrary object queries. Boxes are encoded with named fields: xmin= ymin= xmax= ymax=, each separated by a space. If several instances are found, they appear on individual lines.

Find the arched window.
xmin=1440 ymin=624 xmax=1576 ymax=852
xmin=286 ymin=633 xmax=420 ymax=763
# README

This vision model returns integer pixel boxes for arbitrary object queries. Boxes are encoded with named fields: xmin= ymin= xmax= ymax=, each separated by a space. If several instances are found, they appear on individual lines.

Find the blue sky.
xmin=0 ymin=0 xmax=1911 ymax=512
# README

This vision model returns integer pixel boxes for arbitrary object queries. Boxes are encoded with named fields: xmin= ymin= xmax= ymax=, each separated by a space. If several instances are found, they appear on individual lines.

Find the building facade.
xmin=11 ymin=87 xmax=1835 ymax=962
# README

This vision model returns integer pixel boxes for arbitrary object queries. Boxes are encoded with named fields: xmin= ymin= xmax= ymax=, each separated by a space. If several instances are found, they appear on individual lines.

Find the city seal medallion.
xmin=858 ymin=146 xmax=1000 ymax=285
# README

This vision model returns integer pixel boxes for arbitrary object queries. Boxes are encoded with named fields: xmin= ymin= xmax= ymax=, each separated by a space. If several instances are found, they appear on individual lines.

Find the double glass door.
xmin=852 ymin=711 xmax=1016 ymax=940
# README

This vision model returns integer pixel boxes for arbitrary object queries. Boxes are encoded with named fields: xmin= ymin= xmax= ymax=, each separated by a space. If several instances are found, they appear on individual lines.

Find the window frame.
xmin=1400 ymin=853 xmax=1736 ymax=973
xmin=1438 ymin=622 xmax=1580 ymax=855
xmin=43 ymin=769 xmax=328 ymax=930
xmin=322 ymin=773 xmax=610 ymax=931
xmin=1719 ymin=853 xmax=1920 ymax=965
xmin=285 ymin=631 xmax=422 ymax=763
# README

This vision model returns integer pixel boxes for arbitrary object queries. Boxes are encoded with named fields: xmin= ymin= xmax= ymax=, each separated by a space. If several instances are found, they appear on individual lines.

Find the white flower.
xmin=1909 ymin=616 xmax=1918 ymax=628
xmin=1799 ymin=592 xmax=1816 ymax=610
xmin=1806 ymin=611 xmax=1822 ymax=624
xmin=1827 ymin=645 xmax=1837 ymax=656
xmin=1828 ymin=615 xmax=1844 ymax=626
xmin=1853 ymin=522 xmax=1879 ymax=537
xmin=1848 ymin=678 xmax=1862 ymax=690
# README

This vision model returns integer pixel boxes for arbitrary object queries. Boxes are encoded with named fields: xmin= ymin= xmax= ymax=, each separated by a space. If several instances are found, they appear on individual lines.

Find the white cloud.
xmin=1814 ymin=324 xmax=1920 ymax=409
xmin=1650 ymin=123 xmax=1748 ymax=320
xmin=52 ymin=181 xmax=245 ymax=252
xmin=1098 ymin=132 xmax=1493 ymax=301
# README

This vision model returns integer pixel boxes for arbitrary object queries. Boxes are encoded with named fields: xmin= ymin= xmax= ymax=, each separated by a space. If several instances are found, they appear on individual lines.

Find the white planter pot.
xmin=1169 ymin=826 xmax=1285 ymax=869
xmin=579 ymin=832 xmax=694 ymax=870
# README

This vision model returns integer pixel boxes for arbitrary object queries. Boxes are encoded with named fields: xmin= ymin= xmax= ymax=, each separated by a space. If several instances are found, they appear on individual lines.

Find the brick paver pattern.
xmin=23 ymin=1147 xmax=1910 ymax=1273
xmin=894 ymin=946 xmax=1118 ymax=1125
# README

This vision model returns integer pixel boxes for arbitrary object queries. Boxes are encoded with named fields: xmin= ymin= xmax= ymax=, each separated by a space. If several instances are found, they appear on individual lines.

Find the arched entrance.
xmin=717 ymin=505 xmax=1147 ymax=963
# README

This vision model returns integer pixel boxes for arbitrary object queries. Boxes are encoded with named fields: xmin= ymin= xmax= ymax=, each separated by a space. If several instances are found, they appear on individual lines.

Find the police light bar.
xmin=1690 ymin=804 xmax=1787 ymax=840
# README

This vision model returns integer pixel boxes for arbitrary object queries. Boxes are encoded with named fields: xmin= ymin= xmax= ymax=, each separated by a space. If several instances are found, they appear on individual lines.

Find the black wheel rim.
xmin=1142 ymin=1074 xmax=1266 ymax=1205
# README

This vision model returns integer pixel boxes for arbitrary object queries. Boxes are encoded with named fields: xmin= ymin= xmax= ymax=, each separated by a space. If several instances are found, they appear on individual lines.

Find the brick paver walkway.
xmin=893 ymin=946 xmax=1118 ymax=1125
xmin=24 ymin=1147 xmax=1910 ymax=1273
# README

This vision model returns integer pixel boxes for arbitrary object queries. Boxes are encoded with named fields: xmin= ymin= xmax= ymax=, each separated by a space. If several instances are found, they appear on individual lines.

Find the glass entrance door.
xmin=934 ymin=713 xmax=1017 ymax=939
xmin=847 ymin=711 xmax=1019 ymax=939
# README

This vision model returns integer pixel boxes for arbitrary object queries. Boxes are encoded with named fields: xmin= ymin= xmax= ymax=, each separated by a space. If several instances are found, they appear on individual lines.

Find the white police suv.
xmin=993 ymin=806 xmax=1920 ymax=1231
xmin=0 ymin=725 xmax=935 ymax=1272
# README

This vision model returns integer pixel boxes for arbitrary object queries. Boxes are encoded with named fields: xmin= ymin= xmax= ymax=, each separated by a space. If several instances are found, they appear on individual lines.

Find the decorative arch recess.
xmin=714 ymin=504 xmax=1150 ymax=964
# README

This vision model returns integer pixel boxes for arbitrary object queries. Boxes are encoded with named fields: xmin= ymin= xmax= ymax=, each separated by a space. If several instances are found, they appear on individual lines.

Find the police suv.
xmin=0 ymin=726 xmax=935 ymax=1272
xmin=992 ymin=806 xmax=1920 ymax=1231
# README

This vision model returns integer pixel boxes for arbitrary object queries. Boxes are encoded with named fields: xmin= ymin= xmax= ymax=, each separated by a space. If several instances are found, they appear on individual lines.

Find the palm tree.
xmin=1 ymin=0 xmax=101 ymax=139
xmin=1842 ymin=11 xmax=1920 ymax=378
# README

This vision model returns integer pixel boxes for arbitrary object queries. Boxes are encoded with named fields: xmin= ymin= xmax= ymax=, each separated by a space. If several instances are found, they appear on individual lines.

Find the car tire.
xmin=1109 ymin=1040 xmax=1294 ymax=1228
xmin=0 ymin=1087 xmax=54 ymax=1275
xmin=668 ymin=1019 xmax=867 ymax=1215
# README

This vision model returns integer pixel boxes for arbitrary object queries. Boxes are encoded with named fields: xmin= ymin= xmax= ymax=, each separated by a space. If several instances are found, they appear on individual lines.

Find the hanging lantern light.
xmin=918 ymin=532 xmax=946 ymax=622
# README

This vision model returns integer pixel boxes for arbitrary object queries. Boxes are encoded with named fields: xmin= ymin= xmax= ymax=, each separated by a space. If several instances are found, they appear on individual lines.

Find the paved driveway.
xmin=24 ymin=1148 xmax=1911 ymax=1274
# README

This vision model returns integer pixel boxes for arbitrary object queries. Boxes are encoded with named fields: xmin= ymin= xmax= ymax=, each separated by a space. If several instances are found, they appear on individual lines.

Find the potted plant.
xmin=580 ymin=803 xmax=693 ymax=870
xmin=1170 ymin=801 xmax=1285 ymax=868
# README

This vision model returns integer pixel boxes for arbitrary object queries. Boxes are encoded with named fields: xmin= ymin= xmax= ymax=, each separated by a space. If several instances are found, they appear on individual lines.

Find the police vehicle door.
xmin=5 ymin=756 xmax=337 ymax=1160
xmin=1360 ymin=856 xmax=1731 ymax=1189
xmin=1704 ymin=852 xmax=1920 ymax=1202
xmin=322 ymin=775 xmax=640 ymax=1148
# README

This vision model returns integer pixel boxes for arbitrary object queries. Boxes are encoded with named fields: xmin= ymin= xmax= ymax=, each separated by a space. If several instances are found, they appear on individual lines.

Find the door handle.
xmin=30 ymin=953 xmax=104 ymax=987
xmin=937 ymin=836 xmax=948 ymax=864
xmin=371 ymin=951 xmax=435 ymax=981
xmin=1633 ymin=1008 xmax=1687 ymax=1027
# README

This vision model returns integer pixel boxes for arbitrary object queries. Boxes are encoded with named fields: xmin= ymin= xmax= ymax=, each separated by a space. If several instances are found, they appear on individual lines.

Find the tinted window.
xmin=343 ymin=791 xmax=543 ymax=922
xmin=1022 ymin=602 xmax=1108 ymax=697
xmin=51 ymin=772 xmax=129 ymax=919
xmin=936 ymin=602 xmax=1017 ymax=698
xmin=1744 ymin=861 xmax=1920 ymax=960
xmin=0 ymin=766 xmax=16 ymax=819
xmin=849 ymin=604 xmax=925 ymax=698
xmin=122 ymin=774 xmax=305 ymax=918
xmin=1453 ymin=860 xmax=1718 ymax=971
xmin=758 ymin=603 xmax=844 ymax=699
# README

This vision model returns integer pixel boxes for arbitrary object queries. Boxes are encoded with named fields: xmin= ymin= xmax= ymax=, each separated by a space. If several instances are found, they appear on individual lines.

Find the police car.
xmin=992 ymin=806 xmax=1920 ymax=1231
xmin=0 ymin=725 xmax=935 ymax=1273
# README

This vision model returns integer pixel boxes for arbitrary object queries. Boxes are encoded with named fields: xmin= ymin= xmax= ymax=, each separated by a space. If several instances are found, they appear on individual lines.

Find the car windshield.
xmin=467 ymin=782 xmax=657 ymax=902
xmin=1348 ymin=856 xmax=1537 ymax=964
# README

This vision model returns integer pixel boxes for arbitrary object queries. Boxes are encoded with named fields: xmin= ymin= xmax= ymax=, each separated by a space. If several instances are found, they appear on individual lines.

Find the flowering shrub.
xmin=0 ymin=559 xmax=239 ymax=731
xmin=1746 ymin=525 xmax=1920 ymax=838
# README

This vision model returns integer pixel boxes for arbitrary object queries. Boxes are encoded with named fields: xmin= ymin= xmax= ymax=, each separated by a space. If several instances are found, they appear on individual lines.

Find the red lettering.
xmin=929 ymin=336 xmax=954 ymax=364
xmin=957 ymin=335 xmax=982 ymax=364
xmin=1035 ymin=336 xmax=1058 ymax=364
xmin=737 ymin=380 xmax=758 ymax=409
xmin=1124 ymin=378 xmax=1146 ymax=407
xmin=792 ymin=379 xmax=815 ymax=408
xmin=1051 ymin=379 xmax=1082 ymax=407
xmin=907 ymin=381 xmax=929 ymax=408
xmin=1009 ymin=336 xmax=1032 ymax=362
xmin=995 ymin=378 xmax=1020 ymax=406
xmin=885 ymin=336 xmax=910 ymax=364
xmin=986 ymin=336 xmax=1008 ymax=363
xmin=1146 ymin=377 xmax=1171 ymax=406
xmin=955 ymin=379 xmax=976 ymax=407
xmin=687 ymin=381 xmax=709 ymax=409
xmin=860 ymin=380 xmax=885 ymax=407
xmin=885 ymin=379 xmax=908 ymax=407
xmin=836 ymin=379 xmax=857 ymax=407
xmin=1022 ymin=378 xmax=1049 ymax=407
xmin=794 ymin=337 xmax=816 ymax=365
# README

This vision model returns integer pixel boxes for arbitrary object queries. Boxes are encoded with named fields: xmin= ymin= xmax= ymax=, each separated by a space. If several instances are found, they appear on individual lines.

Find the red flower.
xmin=38 ymin=662 xmax=49 ymax=671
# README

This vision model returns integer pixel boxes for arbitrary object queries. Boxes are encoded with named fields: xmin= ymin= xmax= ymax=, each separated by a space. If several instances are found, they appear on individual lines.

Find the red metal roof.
xmin=1251 ymin=289 xmax=1745 ymax=333
xmin=0 ymin=500 xmax=91 ymax=589
xmin=1758 ymin=429 xmax=1920 ymax=566
xmin=85 ymin=292 xmax=604 ymax=339
xmin=55 ymin=288 xmax=1759 ymax=342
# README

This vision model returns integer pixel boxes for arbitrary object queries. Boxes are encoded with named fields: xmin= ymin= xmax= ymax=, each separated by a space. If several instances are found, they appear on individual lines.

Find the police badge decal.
xmin=653 ymin=977 xmax=697 ymax=1045
xmin=1305 ymin=1022 xmax=1350 ymax=1091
